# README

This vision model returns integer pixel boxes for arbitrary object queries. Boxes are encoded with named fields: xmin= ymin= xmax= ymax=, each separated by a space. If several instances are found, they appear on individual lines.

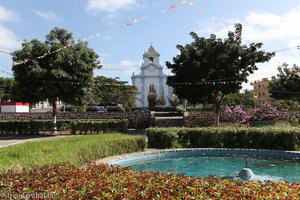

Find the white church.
xmin=131 ymin=45 xmax=173 ymax=108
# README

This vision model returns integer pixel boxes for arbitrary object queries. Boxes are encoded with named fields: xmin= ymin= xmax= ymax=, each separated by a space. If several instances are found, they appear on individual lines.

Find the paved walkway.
xmin=0 ymin=135 xmax=65 ymax=148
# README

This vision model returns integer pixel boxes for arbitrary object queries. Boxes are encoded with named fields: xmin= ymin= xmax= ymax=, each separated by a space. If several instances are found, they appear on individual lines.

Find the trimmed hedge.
xmin=70 ymin=120 xmax=128 ymax=134
xmin=0 ymin=119 xmax=128 ymax=135
xmin=0 ymin=120 xmax=70 ymax=135
xmin=146 ymin=127 xmax=300 ymax=150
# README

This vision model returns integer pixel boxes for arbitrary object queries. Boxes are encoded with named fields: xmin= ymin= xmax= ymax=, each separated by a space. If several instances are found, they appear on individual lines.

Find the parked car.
xmin=86 ymin=104 xmax=106 ymax=112
xmin=93 ymin=104 xmax=106 ymax=112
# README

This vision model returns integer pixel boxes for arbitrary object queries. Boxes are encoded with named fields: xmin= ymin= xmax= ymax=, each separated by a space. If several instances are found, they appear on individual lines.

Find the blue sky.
xmin=0 ymin=0 xmax=300 ymax=90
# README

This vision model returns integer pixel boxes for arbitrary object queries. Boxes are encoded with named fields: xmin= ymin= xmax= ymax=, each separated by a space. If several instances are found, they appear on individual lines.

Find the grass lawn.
xmin=0 ymin=133 xmax=145 ymax=173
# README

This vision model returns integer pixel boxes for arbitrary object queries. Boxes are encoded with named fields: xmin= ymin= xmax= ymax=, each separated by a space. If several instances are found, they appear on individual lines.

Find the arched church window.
xmin=149 ymin=84 xmax=156 ymax=93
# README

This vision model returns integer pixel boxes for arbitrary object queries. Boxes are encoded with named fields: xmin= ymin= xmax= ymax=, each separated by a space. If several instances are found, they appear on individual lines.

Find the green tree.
xmin=223 ymin=92 xmax=258 ymax=110
xmin=12 ymin=27 xmax=99 ymax=129
xmin=147 ymin=85 xmax=158 ymax=109
xmin=0 ymin=78 xmax=14 ymax=102
xmin=276 ymin=100 xmax=300 ymax=111
xmin=269 ymin=63 xmax=300 ymax=102
xmin=166 ymin=24 xmax=274 ymax=125
xmin=92 ymin=76 xmax=138 ymax=107
xmin=147 ymin=93 xmax=158 ymax=109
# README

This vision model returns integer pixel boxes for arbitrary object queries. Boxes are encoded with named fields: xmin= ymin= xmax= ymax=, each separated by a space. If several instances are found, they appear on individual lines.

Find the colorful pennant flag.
xmin=126 ymin=1 xmax=195 ymax=26
xmin=12 ymin=33 xmax=101 ymax=67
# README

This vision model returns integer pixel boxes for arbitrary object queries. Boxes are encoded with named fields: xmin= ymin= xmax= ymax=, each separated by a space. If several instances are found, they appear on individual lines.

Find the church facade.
xmin=131 ymin=45 xmax=172 ymax=107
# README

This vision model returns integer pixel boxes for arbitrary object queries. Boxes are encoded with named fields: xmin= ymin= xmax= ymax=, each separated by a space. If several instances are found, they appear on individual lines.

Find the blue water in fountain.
xmin=116 ymin=154 xmax=300 ymax=183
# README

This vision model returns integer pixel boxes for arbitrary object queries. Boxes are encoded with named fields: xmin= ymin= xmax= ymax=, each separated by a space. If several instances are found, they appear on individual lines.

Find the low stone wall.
xmin=184 ymin=111 xmax=300 ymax=127
xmin=184 ymin=112 xmax=232 ymax=127
xmin=0 ymin=112 xmax=151 ymax=129
xmin=153 ymin=118 xmax=185 ymax=127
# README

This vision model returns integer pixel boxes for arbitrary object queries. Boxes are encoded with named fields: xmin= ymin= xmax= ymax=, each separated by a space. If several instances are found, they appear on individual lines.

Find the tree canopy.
xmin=223 ymin=91 xmax=258 ymax=110
xmin=0 ymin=77 xmax=14 ymax=102
xmin=92 ymin=76 xmax=138 ymax=107
xmin=269 ymin=63 xmax=300 ymax=102
xmin=166 ymin=24 xmax=274 ymax=124
xmin=12 ymin=27 xmax=100 ymax=106
xmin=11 ymin=27 xmax=100 ymax=127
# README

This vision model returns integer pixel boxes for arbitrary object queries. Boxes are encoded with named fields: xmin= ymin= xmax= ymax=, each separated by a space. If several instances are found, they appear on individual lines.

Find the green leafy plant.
xmin=0 ymin=163 xmax=298 ymax=199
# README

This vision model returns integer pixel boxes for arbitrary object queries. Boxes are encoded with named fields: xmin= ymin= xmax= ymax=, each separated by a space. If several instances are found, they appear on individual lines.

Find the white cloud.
xmin=0 ymin=25 xmax=20 ymax=51
xmin=235 ymin=6 xmax=300 ymax=89
xmin=86 ymin=0 xmax=137 ymax=13
xmin=34 ymin=10 xmax=62 ymax=22
xmin=0 ymin=5 xmax=19 ymax=22
xmin=242 ymin=6 xmax=300 ymax=43
xmin=0 ymin=6 xmax=20 ymax=53
xmin=199 ymin=6 xmax=300 ymax=90
xmin=213 ymin=6 xmax=300 ymax=46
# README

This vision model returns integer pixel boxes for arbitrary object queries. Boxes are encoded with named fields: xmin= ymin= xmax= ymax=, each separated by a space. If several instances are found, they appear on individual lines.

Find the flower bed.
xmin=0 ymin=163 xmax=298 ymax=199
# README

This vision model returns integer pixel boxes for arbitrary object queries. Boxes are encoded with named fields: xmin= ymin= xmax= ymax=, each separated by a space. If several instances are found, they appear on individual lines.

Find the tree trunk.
xmin=214 ymin=102 xmax=221 ymax=126
xmin=213 ymin=92 xmax=223 ymax=126
xmin=183 ymin=99 xmax=187 ymax=111
xmin=52 ymin=99 xmax=59 ymax=133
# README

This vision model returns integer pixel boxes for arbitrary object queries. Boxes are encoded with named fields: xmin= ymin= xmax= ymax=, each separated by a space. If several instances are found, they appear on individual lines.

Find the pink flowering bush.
xmin=225 ymin=104 xmax=280 ymax=125
xmin=247 ymin=104 xmax=280 ymax=122
xmin=225 ymin=106 xmax=248 ymax=124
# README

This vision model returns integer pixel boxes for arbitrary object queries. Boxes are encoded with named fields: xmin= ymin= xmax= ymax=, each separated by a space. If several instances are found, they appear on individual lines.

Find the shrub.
xmin=146 ymin=127 xmax=300 ymax=150
xmin=0 ymin=121 xmax=53 ymax=135
xmin=146 ymin=128 xmax=179 ymax=148
xmin=248 ymin=104 xmax=280 ymax=122
xmin=0 ymin=163 xmax=298 ymax=199
xmin=225 ymin=104 xmax=281 ymax=125
xmin=0 ymin=120 xmax=128 ymax=135
xmin=70 ymin=120 xmax=128 ymax=134
xmin=225 ymin=105 xmax=248 ymax=124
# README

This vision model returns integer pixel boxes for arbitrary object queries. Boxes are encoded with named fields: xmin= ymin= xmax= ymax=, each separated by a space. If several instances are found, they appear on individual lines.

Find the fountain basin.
xmin=102 ymin=149 xmax=300 ymax=183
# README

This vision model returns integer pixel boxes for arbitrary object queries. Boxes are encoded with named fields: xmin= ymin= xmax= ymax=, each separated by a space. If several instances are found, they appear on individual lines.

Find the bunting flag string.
xmin=125 ymin=0 xmax=233 ymax=30
xmin=126 ymin=1 xmax=194 ymax=26
xmin=30 ymin=79 xmax=134 ymax=87
xmin=29 ymin=77 xmax=244 ymax=87
xmin=12 ymin=33 xmax=101 ymax=67
xmin=168 ymin=80 xmax=243 ymax=86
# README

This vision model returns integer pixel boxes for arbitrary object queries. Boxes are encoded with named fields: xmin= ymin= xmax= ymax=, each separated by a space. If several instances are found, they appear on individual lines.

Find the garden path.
xmin=0 ymin=135 xmax=65 ymax=148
